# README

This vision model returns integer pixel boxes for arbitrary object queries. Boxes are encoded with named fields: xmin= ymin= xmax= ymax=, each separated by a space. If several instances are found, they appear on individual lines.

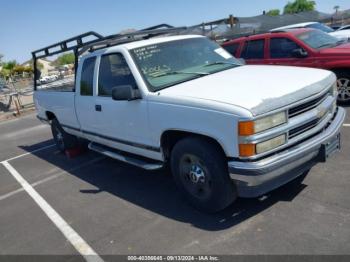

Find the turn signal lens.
xmin=239 ymin=144 xmax=256 ymax=157
xmin=238 ymin=121 xmax=254 ymax=136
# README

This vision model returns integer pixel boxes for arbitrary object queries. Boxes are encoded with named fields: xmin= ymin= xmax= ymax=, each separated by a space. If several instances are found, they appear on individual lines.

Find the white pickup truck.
xmin=33 ymin=29 xmax=345 ymax=212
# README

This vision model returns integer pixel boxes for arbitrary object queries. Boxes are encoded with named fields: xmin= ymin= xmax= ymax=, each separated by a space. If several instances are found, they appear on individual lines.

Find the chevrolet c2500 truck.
xmin=32 ymin=28 xmax=345 ymax=212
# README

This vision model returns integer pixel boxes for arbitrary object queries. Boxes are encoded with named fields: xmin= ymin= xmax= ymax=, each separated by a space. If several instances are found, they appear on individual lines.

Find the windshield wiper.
xmin=150 ymin=71 xmax=209 ymax=78
xmin=336 ymin=40 xmax=346 ymax=45
xmin=203 ymin=61 xmax=242 ymax=67
xmin=317 ymin=42 xmax=337 ymax=48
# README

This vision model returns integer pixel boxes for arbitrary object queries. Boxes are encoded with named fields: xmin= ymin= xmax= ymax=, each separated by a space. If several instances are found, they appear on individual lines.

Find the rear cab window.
xmin=241 ymin=39 xmax=265 ymax=60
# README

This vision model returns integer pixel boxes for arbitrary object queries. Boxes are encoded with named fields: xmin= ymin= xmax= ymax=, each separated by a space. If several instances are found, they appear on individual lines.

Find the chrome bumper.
xmin=228 ymin=107 xmax=346 ymax=198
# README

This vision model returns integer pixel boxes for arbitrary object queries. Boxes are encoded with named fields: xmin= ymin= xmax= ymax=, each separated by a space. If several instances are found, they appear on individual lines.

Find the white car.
xmin=271 ymin=22 xmax=350 ymax=41
xmin=33 ymin=32 xmax=345 ymax=212
xmin=337 ymin=25 xmax=350 ymax=31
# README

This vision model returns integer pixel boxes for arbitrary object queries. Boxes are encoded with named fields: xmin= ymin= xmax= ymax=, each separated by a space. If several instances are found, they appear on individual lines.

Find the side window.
xmin=270 ymin=38 xmax=301 ymax=59
xmin=80 ymin=57 xmax=96 ymax=96
xmin=223 ymin=43 xmax=240 ymax=56
xmin=241 ymin=40 xmax=265 ymax=59
xmin=98 ymin=53 xmax=137 ymax=96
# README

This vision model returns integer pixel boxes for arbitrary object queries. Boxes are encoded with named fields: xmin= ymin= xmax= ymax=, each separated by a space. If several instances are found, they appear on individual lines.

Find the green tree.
xmin=37 ymin=61 xmax=44 ymax=70
xmin=54 ymin=53 xmax=75 ymax=66
xmin=266 ymin=9 xmax=281 ymax=16
xmin=2 ymin=60 xmax=17 ymax=71
xmin=0 ymin=54 xmax=3 ymax=65
xmin=283 ymin=0 xmax=316 ymax=14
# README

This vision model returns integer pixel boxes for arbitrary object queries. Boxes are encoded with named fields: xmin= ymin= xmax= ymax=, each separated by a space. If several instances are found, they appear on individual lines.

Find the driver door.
xmin=267 ymin=37 xmax=316 ymax=68
xmin=93 ymin=53 xmax=152 ymax=155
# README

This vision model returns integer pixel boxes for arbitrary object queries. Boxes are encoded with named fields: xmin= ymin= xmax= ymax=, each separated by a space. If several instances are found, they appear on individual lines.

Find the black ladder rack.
xmin=32 ymin=25 xmax=187 ymax=90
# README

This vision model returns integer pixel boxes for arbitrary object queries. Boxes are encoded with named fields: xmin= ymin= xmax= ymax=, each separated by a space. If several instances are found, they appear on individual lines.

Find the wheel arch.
xmin=330 ymin=68 xmax=350 ymax=76
xmin=45 ymin=111 xmax=56 ymax=121
xmin=160 ymin=130 xmax=228 ymax=161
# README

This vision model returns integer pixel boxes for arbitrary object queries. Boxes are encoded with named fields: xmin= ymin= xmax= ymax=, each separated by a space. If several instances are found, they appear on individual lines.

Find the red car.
xmin=222 ymin=28 xmax=350 ymax=103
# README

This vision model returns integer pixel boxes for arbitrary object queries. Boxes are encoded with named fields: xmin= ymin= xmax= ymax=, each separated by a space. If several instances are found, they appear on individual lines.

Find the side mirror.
xmin=111 ymin=85 xmax=141 ymax=101
xmin=292 ymin=48 xmax=308 ymax=58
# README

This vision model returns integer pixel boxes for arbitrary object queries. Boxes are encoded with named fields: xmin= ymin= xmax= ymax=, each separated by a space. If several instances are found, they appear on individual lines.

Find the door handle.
xmin=95 ymin=105 xmax=102 ymax=112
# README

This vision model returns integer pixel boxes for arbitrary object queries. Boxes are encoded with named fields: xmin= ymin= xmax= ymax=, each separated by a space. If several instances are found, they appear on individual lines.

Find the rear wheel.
xmin=336 ymin=71 xmax=350 ymax=103
xmin=51 ymin=118 xmax=78 ymax=152
xmin=170 ymin=137 xmax=237 ymax=213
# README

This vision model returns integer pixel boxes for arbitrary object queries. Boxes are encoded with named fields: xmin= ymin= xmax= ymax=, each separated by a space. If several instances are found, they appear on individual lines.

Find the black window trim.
xmin=80 ymin=56 xmax=97 ymax=96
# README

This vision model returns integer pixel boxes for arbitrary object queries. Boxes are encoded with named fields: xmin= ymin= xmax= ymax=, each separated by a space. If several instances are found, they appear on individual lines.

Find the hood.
xmin=329 ymin=30 xmax=350 ymax=40
xmin=319 ymin=42 xmax=350 ymax=56
xmin=159 ymin=65 xmax=335 ymax=116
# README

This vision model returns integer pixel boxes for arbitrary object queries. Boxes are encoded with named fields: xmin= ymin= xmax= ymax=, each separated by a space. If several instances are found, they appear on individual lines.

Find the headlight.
xmin=256 ymin=135 xmax=286 ymax=154
xmin=332 ymin=82 xmax=338 ymax=97
xmin=239 ymin=134 xmax=286 ymax=157
xmin=238 ymin=111 xmax=287 ymax=136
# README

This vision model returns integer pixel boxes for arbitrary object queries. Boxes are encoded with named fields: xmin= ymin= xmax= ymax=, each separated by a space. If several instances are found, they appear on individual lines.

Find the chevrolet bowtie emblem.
xmin=317 ymin=106 xmax=328 ymax=119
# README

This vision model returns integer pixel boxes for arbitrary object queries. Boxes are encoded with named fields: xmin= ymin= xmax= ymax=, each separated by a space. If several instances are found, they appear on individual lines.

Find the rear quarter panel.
xmin=34 ymin=91 xmax=79 ymax=129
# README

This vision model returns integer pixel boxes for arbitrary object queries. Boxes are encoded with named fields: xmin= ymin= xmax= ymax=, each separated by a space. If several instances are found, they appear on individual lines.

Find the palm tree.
xmin=334 ymin=5 xmax=340 ymax=15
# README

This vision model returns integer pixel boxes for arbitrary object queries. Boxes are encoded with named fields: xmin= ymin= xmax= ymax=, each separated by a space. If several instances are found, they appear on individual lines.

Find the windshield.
xmin=306 ymin=23 xmax=334 ymax=33
xmin=130 ymin=37 xmax=242 ymax=92
xmin=296 ymin=30 xmax=340 ymax=49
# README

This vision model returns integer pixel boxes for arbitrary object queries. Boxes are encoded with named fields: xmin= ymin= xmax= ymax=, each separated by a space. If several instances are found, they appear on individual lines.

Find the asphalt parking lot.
xmin=0 ymin=108 xmax=350 ymax=258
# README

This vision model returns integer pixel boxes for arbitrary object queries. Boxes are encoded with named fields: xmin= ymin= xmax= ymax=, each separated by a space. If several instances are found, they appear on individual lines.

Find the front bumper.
xmin=228 ymin=107 xmax=346 ymax=198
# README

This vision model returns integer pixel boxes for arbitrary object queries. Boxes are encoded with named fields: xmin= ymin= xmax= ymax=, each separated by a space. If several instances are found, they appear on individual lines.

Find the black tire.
xmin=336 ymin=71 xmax=350 ymax=104
xmin=51 ymin=118 xmax=78 ymax=152
xmin=170 ymin=137 xmax=237 ymax=213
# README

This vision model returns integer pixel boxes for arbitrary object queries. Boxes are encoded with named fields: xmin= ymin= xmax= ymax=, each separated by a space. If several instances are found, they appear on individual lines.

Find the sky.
xmin=0 ymin=0 xmax=349 ymax=63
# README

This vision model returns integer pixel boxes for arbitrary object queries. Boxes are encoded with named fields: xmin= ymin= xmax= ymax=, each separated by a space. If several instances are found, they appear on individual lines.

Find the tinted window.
xmin=270 ymin=38 xmax=301 ymax=58
xmin=241 ymin=40 xmax=265 ymax=59
xmin=80 ymin=57 xmax=96 ymax=96
xmin=306 ymin=23 xmax=334 ymax=33
xmin=296 ymin=30 xmax=339 ymax=49
xmin=98 ymin=54 xmax=137 ymax=96
xmin=223 ymin=43 xmax=239 ymax=56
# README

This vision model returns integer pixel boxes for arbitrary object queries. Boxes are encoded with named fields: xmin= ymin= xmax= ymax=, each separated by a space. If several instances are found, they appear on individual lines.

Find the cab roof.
xmin=222 ymin=28 xmax=313 ymax=45
xmin=119 ymin=35 xmax=204 ymax=50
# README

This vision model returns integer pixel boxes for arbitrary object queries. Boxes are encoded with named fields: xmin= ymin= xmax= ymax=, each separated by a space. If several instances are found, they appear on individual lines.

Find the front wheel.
xmin=170 ymin=137 xmax=237 ymax=213
xmin=336 ymin=71 xmax=350 ymax=103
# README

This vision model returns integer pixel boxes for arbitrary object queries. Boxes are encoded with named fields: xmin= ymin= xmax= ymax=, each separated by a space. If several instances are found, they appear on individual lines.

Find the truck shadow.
xmin=20 ymin=140 xmax=307 ymax=231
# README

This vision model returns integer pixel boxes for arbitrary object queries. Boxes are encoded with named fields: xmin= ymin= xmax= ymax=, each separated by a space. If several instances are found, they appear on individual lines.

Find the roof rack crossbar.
xmin=32 ymin=31 xmax=103 ymax=59
xmin=77 ymin=26 xmax=187 ymax=55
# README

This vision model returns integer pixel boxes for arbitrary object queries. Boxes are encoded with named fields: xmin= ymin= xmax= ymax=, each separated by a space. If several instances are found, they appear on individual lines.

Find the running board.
xmin=88 ymin=142 xmax=163 ymax=170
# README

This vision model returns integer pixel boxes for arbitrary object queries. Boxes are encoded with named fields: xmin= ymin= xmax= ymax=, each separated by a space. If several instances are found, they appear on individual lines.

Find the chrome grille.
xmin=289 ymin=118 xmax=319 ymax=139
xmin=288 ymin=92 xmax=329 ymax=118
